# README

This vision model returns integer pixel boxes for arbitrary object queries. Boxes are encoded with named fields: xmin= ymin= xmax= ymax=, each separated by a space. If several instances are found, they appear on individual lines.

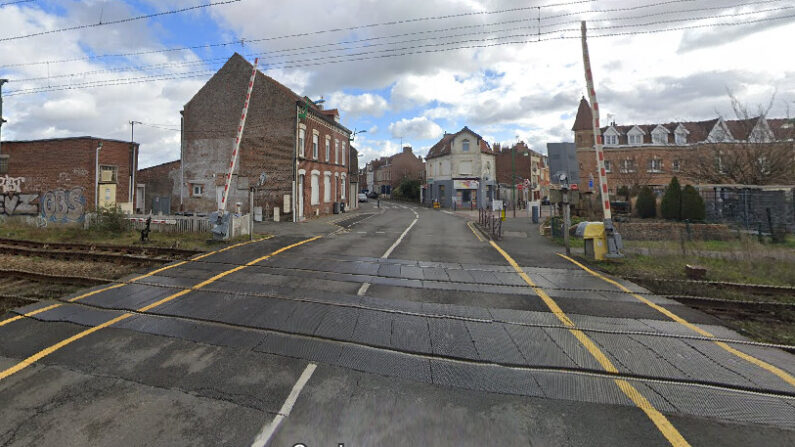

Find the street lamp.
xmin=350 ymin=129 xmax=367 ymax=142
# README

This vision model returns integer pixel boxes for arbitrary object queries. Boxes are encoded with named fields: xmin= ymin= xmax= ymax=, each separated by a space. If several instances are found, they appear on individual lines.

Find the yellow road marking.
xmin=557 ymin=253 xmax=795 ymax=389
xmin=466 ymin=221 xmax=485 ymax=242
xmin=0 ymin=313 xmax=133 ymax=381
xmin=0 ymin=235 xmax=319 ymax=383
xmin=490 ymin=241 xmax=690 ymax=447
xmin=0 ymin=304 xmax=64 ymax=328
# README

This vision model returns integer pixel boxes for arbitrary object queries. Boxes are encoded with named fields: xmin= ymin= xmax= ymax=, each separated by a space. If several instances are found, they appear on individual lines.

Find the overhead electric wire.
xmin=0 ymin=0 xmax=598 ymax=68
xmin=9 ymin=0 xmax=786 ymax=84
xmin=4 ymin=3 xmax=793 ymax=96
xmin=0 ymin=0 xmax=242 ymax=43
xmin=542 ymin=0 xmax=787 ymax=22
xmin=0 ymin=0 xmax=35 ymax=7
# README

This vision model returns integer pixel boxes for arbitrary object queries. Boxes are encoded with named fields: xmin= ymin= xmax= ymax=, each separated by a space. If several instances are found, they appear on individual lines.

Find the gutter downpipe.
xmin=95 ymin=141 xmax=103 ymax=211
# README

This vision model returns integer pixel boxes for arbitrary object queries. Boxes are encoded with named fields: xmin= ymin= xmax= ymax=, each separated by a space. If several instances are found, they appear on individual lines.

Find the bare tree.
xmin=680 ymin=94 xmax=795 ymax=185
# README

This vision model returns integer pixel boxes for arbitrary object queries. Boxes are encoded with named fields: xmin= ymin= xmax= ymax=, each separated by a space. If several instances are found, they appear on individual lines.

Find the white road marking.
xmin=356 ymin=206 xmax=419 ymax=297
xmin=381 ymin=207 xmax=419 ymax=259
xmin=250 ymin=363 xmax=317 ymax=447
xmin=375 ymin=231 xmax=386 ymax=234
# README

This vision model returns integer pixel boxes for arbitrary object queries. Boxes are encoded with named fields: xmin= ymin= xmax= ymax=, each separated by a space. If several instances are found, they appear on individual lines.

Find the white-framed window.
xmin=604 ymin=134 xmax=618 ymax=146
xmin=335 ymin=140 xmax=340 ymax=165
xmin=652 ymin=131 xmax=667 ymax=145
xmin=325 ymin=137 xmax=331 ymax=161
xmin=324 ymin=172 xmax=331 ymax=202
xmin=672 ymin=159 xmax=681 ymax=172
xmin=675 ymin=132 xmax=687 ymax=145
xmin=192 ymin=184 xmax=204 ymax=197
xmin=341 ymin=141 xmax=346 ymax=166
xmin=620 ymin=159 xmax=636 ymax=173
xmin=628 ymin=134 xmax=643 ymax=145
xmin=603 ymin=160 xmax=612 ymax=173
xmin=298 ymin=127 xmax=306 ymax=157
xmin=310 ymin=172 xmax=320 ymax=205
xmin=462 ymin=139 xmax=470 ymax=152
xmin=648 ymin=158 xmax=663 ymax=173
xmin=341 ymin=174 xmax=346 ymax=200
xmin=312 ymin=132 xmax=319 ymax=159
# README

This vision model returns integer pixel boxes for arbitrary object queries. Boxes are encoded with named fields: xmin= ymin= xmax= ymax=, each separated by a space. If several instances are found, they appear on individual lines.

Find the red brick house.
xmin=573 ymin=97 xmax=795 ymax=193
xmin=0 ymin=136 xmax=138 ymax=222
xmin=182 ymin=53 xmax=352 ymax=221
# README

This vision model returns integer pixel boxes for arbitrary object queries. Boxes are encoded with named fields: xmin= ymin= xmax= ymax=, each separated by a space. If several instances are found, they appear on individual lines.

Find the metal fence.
xmin=698 ymin=186 xmax=794 ymax=235
xmin=478 ymin=208 xmax=503 ymax=240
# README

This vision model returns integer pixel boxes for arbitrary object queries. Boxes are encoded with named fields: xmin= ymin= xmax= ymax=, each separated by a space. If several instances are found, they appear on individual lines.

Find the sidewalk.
xmin=253 ymin=206 xmax=368 ymax=238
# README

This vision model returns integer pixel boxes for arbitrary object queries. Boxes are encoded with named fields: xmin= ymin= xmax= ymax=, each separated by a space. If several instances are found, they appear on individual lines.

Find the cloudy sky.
xmin=1 ymin=0 xmax=793 ymax=168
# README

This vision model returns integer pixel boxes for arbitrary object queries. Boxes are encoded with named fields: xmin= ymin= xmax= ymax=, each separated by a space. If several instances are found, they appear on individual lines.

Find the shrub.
xmin=681 ymin=185 xmax=706 ymax=221
xmin=635 ymin=186 xmax=657 ymax=218
xmin=660 ymin=176 xmax=682 ymax=220
xmin=394 ymin=178 xmax=421 ymax=201
xmin=90 ymin=207 xmax=129 ymax=235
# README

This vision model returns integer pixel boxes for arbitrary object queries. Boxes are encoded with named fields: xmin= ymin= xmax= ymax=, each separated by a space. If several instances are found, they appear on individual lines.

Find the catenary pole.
xmin=219 ymin=57 xmax=259 ymax=216
xmin=0 ymin=79 xmax=8 ymax=157
xmin=580 ymin=21 xmax=623 ymax=257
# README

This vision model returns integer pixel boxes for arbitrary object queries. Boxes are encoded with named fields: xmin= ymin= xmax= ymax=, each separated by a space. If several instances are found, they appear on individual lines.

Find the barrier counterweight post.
xmin=581 ymin=22 xmax=623 ymax=257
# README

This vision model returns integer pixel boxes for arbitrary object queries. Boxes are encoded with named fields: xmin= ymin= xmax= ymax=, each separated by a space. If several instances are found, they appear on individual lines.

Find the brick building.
xmin=572 ymin=97 xmax=795 ymax=194
xmin=182 ymin=53 xmax=352 ymax=221
xmin=0 ymin=136 xmax=138 ymax=223
xmin=136 ymin=160 xmax=180 ymax=214
xmin=494 ymin=141 xmax=550 ymax=204
xmin=367 ymin=146 xmax=425 ymax=196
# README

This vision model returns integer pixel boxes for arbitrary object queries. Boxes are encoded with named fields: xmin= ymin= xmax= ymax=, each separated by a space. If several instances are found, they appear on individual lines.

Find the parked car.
xmin=367 ymin=191 xmax=379 ymax=199
xmin=358 ymin=193 xmax=368 ymax=202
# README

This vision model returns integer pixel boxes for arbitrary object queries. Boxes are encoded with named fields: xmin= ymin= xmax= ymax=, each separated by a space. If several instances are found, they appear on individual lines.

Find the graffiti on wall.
xmin=40 ymin=187 xmax=86 ymax=223
xmin=0 ymin=192 xmax=39 ymax=216
xmin=0 ymin=176 xmax=86 ymax=223
xmin=0 ymin=175 xmax=25 ymax=194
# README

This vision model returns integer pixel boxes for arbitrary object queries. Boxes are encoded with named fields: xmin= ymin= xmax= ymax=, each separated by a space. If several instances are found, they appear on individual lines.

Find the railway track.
xmin=0 ymin=237 xmax=202 ymax=265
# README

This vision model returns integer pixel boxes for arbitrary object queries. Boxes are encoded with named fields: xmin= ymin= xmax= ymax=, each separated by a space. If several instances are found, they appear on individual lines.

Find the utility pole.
xmin=129 ymin=120 xmax=141 ymax=205
xmin=581 ymin=21 xmax=623 ymax=257
xmin=0 ymin=79 xmax=8 ymax=157
xmin=512 ymin=145 xmax=516 ymax=218
xmin=179 ymin=111 xmax=184 ymax=211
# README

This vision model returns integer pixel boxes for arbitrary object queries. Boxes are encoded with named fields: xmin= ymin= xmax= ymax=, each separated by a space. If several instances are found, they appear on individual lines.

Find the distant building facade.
xmin=572 ymin=97 xmax=795 ymax=194
xmin=494 ymin=141 xmax=550 ymax=204
xmin=136 ymin=160 xmax=180 ymax=214
xmin=423 ymin=127 xmax=496 ymax=208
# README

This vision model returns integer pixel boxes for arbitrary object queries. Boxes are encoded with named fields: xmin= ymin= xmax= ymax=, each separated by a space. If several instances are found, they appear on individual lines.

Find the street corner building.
xmin=181 ymin=53 xmax=353 ymax=221
xmin=0 ymin=136 xmax=138 ymax=224
xmin=423 ymin=126 xmax=497 ymax=209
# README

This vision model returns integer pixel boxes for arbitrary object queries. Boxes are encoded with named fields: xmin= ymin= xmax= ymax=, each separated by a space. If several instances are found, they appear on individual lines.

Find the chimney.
xmin=403 ymin=146 xmax=412 ymax=153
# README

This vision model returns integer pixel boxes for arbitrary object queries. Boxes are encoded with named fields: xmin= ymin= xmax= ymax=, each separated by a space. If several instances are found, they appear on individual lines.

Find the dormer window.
xmin=627 ymin=126 xmax=645 ymax=145
xmin=675 ymin=132 xmax=687 ymax=145
xmin=604 ymin=134 xmax=618 ymax=145
xmin=462 ymin=139 xmax=470 ymax=152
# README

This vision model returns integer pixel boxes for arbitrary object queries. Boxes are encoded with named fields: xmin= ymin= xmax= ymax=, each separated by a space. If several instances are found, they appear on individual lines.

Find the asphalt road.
xmin=1 ymin=201 xmax=794 ymax=446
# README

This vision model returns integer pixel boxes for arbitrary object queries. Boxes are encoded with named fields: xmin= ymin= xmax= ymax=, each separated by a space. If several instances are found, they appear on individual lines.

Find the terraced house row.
xmin=572 ymin=97 xmax=795 ymax=193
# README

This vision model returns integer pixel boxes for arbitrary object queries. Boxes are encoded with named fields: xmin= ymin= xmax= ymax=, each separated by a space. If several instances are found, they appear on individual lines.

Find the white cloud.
xmin=326 ymin=92 xmax=388 ymax=119
xmin=388 ymin=117 xmax=443 ymax=140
